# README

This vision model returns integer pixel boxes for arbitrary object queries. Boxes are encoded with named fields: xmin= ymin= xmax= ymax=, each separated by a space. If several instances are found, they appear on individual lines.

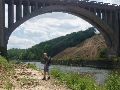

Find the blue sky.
xmin=7 ymin=0 xmax=120 ymax=49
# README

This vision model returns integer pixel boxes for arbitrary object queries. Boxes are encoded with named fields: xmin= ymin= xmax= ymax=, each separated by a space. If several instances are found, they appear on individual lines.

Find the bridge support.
xmin=0 ymin=0 xmax=7 ymax=57
xmin=108 ymin=10 xmax=120 ymax=58
xmin=16 ymin=0 xmax=22 ymax=21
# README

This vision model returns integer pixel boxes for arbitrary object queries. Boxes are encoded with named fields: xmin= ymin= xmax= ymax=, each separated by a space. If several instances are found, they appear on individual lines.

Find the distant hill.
xmin=53 ymin=34 xmax=107 ymax=60
xmin=8 ymin=27 xmax=96 ymax=61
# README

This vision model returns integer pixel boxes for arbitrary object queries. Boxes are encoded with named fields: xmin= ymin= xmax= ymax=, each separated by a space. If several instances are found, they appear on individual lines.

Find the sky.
xmin=7 ymin=0 xmax=120 ymax=49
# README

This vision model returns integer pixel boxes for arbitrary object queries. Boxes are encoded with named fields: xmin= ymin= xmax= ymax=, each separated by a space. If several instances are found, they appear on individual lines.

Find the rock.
xmin=14 ymin=75 xmax=18 ymax=78
xmin=16 ymin=78 xmax=20 ymax=81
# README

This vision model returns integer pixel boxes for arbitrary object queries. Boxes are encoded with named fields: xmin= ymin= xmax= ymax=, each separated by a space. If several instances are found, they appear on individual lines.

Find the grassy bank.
xmin=105 ymin=71 xmax=120 ymax=90
xmin=0 ymin=56 xmax=39 ymax=90
xmin=0 ymin=56 xmax=15 ymax=89
xmin=51 ymin=69 xmax=101 ymax=90
xmin=1 ymin=56 xmax=120 ymax=90
xmin=51 ymin=69 xmax=120 ymax=90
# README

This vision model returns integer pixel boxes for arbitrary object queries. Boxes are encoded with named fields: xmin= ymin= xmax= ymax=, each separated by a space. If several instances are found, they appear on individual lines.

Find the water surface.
xmin=25 ymin=62 xmax=110 ymax=85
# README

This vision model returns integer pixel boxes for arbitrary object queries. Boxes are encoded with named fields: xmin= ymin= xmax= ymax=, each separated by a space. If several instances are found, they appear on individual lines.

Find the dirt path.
xmin=10 ymin=67 xmax=70 ymax=90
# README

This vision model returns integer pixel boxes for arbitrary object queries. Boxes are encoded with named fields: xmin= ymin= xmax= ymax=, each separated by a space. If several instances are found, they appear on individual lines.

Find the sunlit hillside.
xmin=54 ymin=34 xmax=107 ymax=60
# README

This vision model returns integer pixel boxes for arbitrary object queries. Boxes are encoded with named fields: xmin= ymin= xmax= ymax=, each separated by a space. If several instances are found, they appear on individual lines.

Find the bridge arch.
xmin=7 ymin=5 xmax=113 ymax=50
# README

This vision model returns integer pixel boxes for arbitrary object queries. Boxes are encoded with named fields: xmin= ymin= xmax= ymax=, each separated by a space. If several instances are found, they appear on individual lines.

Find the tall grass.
xmin=26 ymin=63 xmax=38 ymax=70
xmin=51 ymin=68 xmax=120 ymax=90
xmin=105 ymin=71 xmax=120 ymax=90
xmin=51 ymin=69 xmax=101 ymax=90
xmin=0 ymin=56 xmax=15 ymax=90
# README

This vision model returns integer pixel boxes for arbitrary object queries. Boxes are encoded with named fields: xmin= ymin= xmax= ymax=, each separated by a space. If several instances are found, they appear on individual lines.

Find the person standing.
xmin=42 ymin=53 xmax=51 ymax=80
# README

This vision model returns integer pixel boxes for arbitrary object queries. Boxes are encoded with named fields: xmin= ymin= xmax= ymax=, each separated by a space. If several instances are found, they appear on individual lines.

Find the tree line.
xmin=7 ymin=27 xmax=96 ymax=61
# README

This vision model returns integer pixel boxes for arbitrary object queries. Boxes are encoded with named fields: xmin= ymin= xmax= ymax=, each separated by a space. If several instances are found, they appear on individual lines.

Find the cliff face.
xmin=54 ymin=35 xmax=107 ymax=60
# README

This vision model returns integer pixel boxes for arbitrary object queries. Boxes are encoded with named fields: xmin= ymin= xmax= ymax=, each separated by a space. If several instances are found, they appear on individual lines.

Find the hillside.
xmin=54 ymin=34 xmax=107 ymax=60
xmin=8 ymin=27 xmax=96 ymax=61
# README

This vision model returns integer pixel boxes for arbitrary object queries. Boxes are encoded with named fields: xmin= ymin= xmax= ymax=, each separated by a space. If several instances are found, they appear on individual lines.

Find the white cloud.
xmin=8 ymin=36 xmax=36 ymax=49
xmin=7 ymin=0 xmax=120 ymax=49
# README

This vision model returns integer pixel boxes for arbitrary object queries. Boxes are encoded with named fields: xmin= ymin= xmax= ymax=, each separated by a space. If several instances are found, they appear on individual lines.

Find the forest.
xmin=8 ymin=27 xmax=96 ymax=61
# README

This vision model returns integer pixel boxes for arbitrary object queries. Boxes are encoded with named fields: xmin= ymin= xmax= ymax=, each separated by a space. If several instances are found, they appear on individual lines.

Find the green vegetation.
xmin=0 ymin=56 xmax=15 ymax=90
xmin=4 ymin=80 xmax=14 ymax=90
xmin=51 ymin=69 xmax=101 ymax=90
xmin=0 ymin=56 xmax=120 ymax=90
xmin=19 ymin=77 xmax=38 ymax=87
xmin=8 ymin=27 xmax=96 ymax=61
xmin=51 ymin=68 xmax=120 ymax=90
xmin=105 ymin=71 xmax=120 ymax=90
xmin=0 ymin=56 xmax=40 ymax=89
xmin=98 ymin=48 xmax=108 ymax=58
xmin=26 ymin=63 xmax=38 ymax=70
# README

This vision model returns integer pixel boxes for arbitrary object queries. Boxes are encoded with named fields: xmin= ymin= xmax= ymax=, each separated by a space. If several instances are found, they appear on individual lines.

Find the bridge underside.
xmin=0 ymin=0 xmax=120 ymax=58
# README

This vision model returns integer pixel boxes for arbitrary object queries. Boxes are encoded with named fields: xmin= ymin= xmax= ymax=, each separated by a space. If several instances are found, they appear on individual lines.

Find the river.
xmin=25 ymin=62 xmax=111 ymax=85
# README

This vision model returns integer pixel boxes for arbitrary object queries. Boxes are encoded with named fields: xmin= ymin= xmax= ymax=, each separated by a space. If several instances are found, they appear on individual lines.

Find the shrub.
xmin=26 ymin=63 xmax=38 ymax=70
xmin=105 ymin=71 xmax=120 ymax=90
xmin=51 ymin=69 xmax=100 ymax=90
xmin=99 ymin=48 xmax=108 ymax=58
xmin=0 ymin=56 xmax=14 ymax=72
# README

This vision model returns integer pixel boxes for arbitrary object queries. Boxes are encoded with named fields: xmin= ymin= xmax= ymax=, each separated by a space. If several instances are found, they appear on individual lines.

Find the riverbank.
xmin=0 ymin=56 xmax=69 ymax=90
xmin=1 ymin=56 xmax=120 ymax=90
xmin=51 ymin=69 xmax=120 ymax=90
xmin=46 ymin=59 xmax=120 ymax=69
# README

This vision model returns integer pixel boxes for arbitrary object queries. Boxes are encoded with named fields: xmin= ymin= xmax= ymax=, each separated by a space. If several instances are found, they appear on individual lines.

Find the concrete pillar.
xmin=102 ymin=10 xmax=107 ymax=23
xmin=111 ymin=11 xmax=116 ymax=30
xmin=97 ymin=9 xmax=101 ymax=19
xmin=108 ymin=11 xmax=120 ymax=57
xmin=16 ymin=0 xmax=22 ymax=21
xmin=8 ymin=0 xmax=14 ymax=27
xmin=106 ymin=10 xmax=112 ymax=28
xmin=0 ymin=0 xmax=7 ymax=57
xmin=35 ymin=2 xmax=38 ymax=10
xmin=43 ymin=0 xmax=47 ymax=7
xmin=23 ymin=1 xmax=30 ymax=17
xmin=31 ymin=2 xmax=38 ymax=12
xmin=31 ymin=5 xmax=35 ymax=12
xmin=118 ymin=11 xmax=120 ymax=56
xmin=114 ymin=11 xmax=120 ymax=55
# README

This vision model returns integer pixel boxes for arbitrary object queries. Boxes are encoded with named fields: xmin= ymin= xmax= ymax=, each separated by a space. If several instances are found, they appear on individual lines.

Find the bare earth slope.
xmin=54 ymin=35 xmax=107 ymax=60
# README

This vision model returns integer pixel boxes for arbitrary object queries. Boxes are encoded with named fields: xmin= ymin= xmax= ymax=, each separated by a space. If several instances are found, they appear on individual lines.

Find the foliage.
xmin=7 ymin=27 xmax=96 ymax=61
xmin=4 ymin=79 xmax=14 ymax=90
xmin=98 ymin=48 xmax=108 ymax=58
xmin=105 ymin=71 xmax=120 ymax=90
xmin=0 ymin=56 xmax=14 ymax=72
xmin=26 ymin=63 xmax=38 ymax=70
xmin=0 ymin=56 xmax=15 ymax=89
xmin=51 ymin=68 xmax=120 ymax=90
xmin=19 ymin=77 xmax=37 ymax=87
xmin=51 ymin=68 xmax=100 ymax=90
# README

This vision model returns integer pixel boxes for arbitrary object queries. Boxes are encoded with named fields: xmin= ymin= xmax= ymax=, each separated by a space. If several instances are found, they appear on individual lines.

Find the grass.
xmin=4 ymin=79 xmax=14 ymax=90
xmin=19 ymin=77 xmax=38 ymax=87
xmin=51 ymin=68 xmax=120 ymax=90
xmin=105 ymin=71 xmax=120 ymax=90
xmin=51 ymin=68 xmax=101 ymax=90
xmin=1 ymin=56 xmax=120 ymax=90
xmin=0 ymin=56 xmax=40 ymax=89
xmin=26 ymin=63 xmax=38 ymax=70
xmin=0 ymin=56 xmax=15 ymax=90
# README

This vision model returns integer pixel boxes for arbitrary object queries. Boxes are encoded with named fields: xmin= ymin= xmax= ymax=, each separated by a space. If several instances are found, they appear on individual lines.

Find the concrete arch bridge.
xmin=0 ymin=0 xmax=120 ymax=57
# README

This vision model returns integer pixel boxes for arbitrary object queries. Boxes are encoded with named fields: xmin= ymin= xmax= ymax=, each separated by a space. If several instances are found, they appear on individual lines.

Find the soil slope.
xmin=54 ymin=34 xmax=107 ymax=60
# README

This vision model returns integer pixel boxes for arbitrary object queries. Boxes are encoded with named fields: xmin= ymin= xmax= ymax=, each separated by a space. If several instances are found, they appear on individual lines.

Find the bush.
xmin=99 ymin=48 xmax=108 ymax=58
xmin=51 ymin=69 xmax=100 ymax=90
xmin=0 ymin=56 xmax=13 ymax=72
xmin=26 ymin=63 xmax=38 ymax=70
xmin=105 ymin=71 xmax=120 ymax=90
